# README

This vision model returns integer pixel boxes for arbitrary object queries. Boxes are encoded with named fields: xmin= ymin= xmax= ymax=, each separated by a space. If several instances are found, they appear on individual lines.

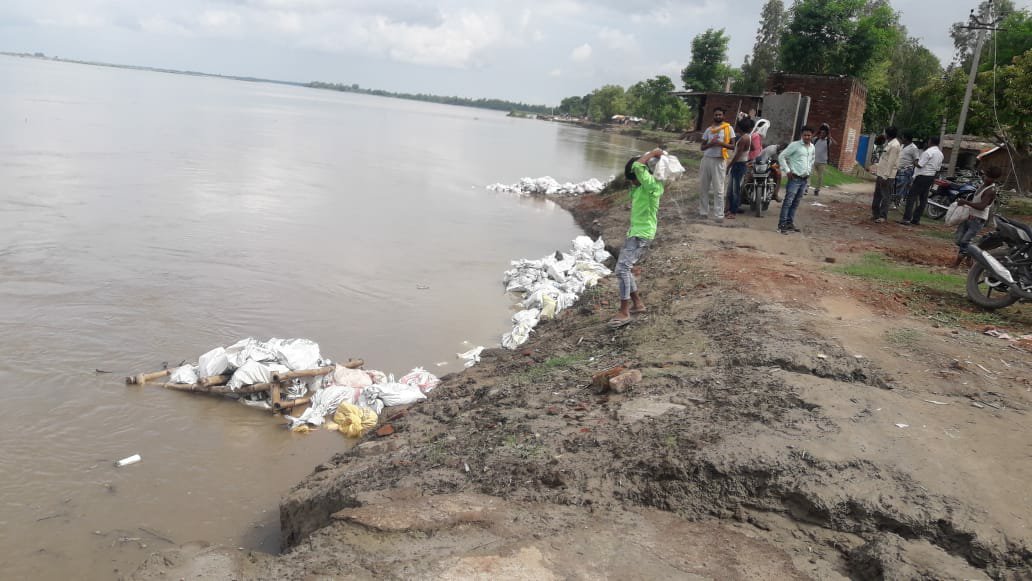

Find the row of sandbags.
xmin=500 ymin=236 xmax=612 ymax=349
xmin=487 ymin=176 xmax=612 ymax=197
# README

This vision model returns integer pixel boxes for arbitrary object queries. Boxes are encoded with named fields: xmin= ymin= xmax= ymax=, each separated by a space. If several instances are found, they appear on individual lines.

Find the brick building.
xmin=671 ymin=91 xmax=764 ymax=133
xmin=766 ymin=73 xmax=867 ymax=171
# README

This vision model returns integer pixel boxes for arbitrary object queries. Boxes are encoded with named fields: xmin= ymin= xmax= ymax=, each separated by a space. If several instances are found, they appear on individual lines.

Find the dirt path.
xmin=132 ymin=169 xmax=1032 ymax=580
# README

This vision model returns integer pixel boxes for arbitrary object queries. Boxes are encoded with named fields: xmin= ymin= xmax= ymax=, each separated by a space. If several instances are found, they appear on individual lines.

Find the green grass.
xmin=918 ymin=228 xmax=957 ymax=240
xmin=833 ymin=253 xmax=965 ymax=293
xmin=1003 ymin=194 xmax=1032 ymax=217
xmin=885 ymin=328 xmax=921 ymax=347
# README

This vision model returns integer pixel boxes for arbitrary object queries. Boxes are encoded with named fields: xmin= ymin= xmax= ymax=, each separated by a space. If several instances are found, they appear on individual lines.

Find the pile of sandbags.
xmin=487 ymin=176 xmax=613 ymax=197
xmin=500 ymin=236 xmax=611 ymax=349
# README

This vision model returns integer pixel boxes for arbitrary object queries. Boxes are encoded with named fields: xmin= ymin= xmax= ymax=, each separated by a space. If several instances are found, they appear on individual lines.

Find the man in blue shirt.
xmin=777 ymin=126 xmax=816 ymax=234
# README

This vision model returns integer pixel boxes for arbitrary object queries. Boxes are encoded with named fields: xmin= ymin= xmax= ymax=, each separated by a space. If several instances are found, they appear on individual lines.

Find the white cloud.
xmin=570 ymin=43 xmax=592 ymax=62
xmin=548 ymin=68 xmax=562 ymax=77
xmin=597 ymin=27 xmax=636 ymax=51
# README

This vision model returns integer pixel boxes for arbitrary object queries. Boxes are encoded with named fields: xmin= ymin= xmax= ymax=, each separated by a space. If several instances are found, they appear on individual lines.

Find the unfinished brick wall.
xmin=766 ymin=74 xmax=867 ymax=171
xmin=694 ymin=94 xmax=763 ymax=132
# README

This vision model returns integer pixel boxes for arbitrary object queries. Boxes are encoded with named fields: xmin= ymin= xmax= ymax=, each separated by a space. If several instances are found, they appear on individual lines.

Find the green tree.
xmin=586 ymin=85 xmax=627 ymax=123
xmin=558 ymin=95 xmax=590 ymax=117
xmin=736 ymin=0 xmax=787 ymax=94
xmin=627 ymin=76 xmax=694 ymax=131
xmin=681 ymin=28 xmax=733 ymax=92
xmin=950 ymin=0 xmax=1016 ymax=67
xmin=779 ymin=0 xmax=900 ymax=78
xmin=864 ymin=35 xmax=943 ymax=132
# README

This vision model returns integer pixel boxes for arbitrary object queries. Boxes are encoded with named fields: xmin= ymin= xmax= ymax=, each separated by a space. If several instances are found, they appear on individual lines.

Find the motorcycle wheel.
xmin=925 ymin=193 xmax=950 ymax=220
xmin=748 ymin=182 xmax=761 ymax=217
xmin=966 ymin=248 xmax=1020 ymax=310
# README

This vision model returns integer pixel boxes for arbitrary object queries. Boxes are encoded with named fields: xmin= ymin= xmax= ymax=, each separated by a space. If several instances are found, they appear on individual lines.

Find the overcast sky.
xmin=1 ymin=0 xmax=1026 ymax=105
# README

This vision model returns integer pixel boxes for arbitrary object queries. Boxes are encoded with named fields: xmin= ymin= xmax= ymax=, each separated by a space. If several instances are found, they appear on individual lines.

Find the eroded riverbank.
xmin=132 ymin=160 xmax=1032 ymax=580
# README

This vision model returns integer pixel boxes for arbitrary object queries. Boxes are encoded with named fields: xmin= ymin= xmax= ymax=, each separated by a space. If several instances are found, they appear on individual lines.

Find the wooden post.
xmin=159 ymin=381 xmax=279 ymax=395
xmin=273 ymin=396 xmax=312 ymax=412
xmin=126 ymin=369 xmax=172 ymax=385
xmin=271 ymin=365 xmax=334 ymax=382
xmin=197 ymin=374 xmax=231 ymax=388
xmin=269 ymin=382 xmax=282 ymax=409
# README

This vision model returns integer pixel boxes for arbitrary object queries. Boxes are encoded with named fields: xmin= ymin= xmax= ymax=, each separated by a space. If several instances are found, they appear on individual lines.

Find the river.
xmin=0 ymin=55 xmax=647 ymax=579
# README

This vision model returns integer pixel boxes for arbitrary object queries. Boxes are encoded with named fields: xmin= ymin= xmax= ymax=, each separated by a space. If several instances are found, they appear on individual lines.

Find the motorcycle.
xmin=741 ymin=155 xmax=778 ymax=217
xmin=925 ymin=176 xmax=980 ymax=220
xmin=965 ymin=214 xmax=1032 ymax=309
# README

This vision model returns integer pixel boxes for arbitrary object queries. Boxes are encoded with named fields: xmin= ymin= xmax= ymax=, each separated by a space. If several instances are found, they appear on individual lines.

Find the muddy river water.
xmin=0 ymin=55 xmax=648 ymax=579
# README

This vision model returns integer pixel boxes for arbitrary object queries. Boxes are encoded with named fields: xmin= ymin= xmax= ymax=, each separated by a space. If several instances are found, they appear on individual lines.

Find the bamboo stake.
xmin=273 ymin=396 xmax=311 ymax=412
xmin=271 ymin=365 xmax=334 ymax=382
xmin=126 ymin=369 xmax=171 ymax=385
xmin=269 ymin=382 xmax=282 ymax=408
xmin=159 ymin=381 xmax=279 ymax=395
xmin=197 ymin=374 xmax=231 ymax=388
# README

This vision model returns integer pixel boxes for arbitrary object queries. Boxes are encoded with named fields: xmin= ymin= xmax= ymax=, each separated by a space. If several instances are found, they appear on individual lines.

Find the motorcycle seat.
xmin=999 ymin=216 xmax=1032 ymax=241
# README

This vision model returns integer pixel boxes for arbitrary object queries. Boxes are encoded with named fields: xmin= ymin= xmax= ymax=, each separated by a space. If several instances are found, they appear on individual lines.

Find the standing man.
xmin=777 ymin=126 xmax=816 ymax=234
xmin=699 ymin=108 xmax=735 ymax=222
xmin=872 ymin=126 xmax=901 ymax=223
xmin=811 ymin=124 xmax=835 ymax=196
xmin=725 ymin=117 xmax=755 ymax=218
xmin=894 ymin=131 xmax=919 ymax=209
xmin=899 ymin=136 xmax=942 ymax=225
xmin=608 ymin=148 xmax=665 ymax=328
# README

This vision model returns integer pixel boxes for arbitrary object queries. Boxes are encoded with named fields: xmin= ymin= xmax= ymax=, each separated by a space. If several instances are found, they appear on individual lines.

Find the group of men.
xmin=868 ymin=126 xmax=945 ymax=226
xmin=606 ymin=115 xmax=1003 ymax=326
xmin=698 ymin=107 xmax=834 ymax=235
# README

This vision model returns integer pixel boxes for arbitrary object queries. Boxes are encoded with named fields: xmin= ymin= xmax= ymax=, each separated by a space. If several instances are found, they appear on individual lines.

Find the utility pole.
xmin=947 ymin=1 xmax=1005 ymax=177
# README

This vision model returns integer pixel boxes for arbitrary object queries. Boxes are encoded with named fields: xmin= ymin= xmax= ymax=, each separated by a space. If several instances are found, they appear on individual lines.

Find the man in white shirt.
xmin=900 ymin=136 xmax=944 ymax=225
xmin=894 ymin=131 xmax=919 ymax=208
xmin=871 ymin=126 xmax=901 ymax=223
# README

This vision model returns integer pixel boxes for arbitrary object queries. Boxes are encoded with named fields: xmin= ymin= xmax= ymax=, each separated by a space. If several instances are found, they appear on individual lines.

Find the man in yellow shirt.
xmin=698 ymin=108 xmax=735 ymax=222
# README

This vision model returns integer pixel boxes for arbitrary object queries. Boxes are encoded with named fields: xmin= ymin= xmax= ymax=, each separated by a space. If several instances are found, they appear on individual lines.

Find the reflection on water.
xmin=0 ymin=55 xmax=647 ymax=579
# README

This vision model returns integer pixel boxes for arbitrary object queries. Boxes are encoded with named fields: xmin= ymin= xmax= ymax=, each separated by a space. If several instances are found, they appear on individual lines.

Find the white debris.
xmin=487 ymin=176 xmax=613 ymax=197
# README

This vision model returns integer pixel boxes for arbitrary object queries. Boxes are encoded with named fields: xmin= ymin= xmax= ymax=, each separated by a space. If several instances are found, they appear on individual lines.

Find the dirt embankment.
xmin=133 ymin=163 xmax=1032 ymax=580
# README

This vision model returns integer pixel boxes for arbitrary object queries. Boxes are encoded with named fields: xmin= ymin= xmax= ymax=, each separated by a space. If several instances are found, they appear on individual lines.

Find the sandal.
xmin=607 ymin=318 xmax=632 ymax=329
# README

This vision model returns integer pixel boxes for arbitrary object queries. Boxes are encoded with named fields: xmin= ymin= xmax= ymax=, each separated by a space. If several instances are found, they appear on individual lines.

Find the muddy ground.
xmin=132 ymin=161 xmax=1032 ymax=580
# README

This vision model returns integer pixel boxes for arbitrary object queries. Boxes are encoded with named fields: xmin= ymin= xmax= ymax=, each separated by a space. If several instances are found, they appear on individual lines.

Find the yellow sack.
xmin=333 ymin=403 xmax=378 ymax=438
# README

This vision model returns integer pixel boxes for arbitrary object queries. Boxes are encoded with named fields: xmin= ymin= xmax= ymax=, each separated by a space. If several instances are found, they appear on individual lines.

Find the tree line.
xmin=307 ymin=82 xmax=554 ymax=116
xmin=556 ymin=0 xmax=1031 ymax=152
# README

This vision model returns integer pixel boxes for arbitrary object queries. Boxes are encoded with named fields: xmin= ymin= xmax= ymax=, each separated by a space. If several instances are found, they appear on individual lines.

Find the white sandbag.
xmin=225 ymin=338 xmax=278 ymax=368
xmin=399 ymin=367 xmax=441 ymax=394
xmin=271 ymin=338 xmax=321 ymax=371
xmin=197 ymin=347 xmax=230 ymax=378
xmin=286 ymin=385 xmax=355 ymax=428
xmin=457 ymin=346 xmax=484 ymax=368
xmin=332 ymin=365 xmax=373 ymax=388
xmin=364 ymin=382 xmax=427 ymax=407
xmin=513 ymin=308 xmax=542 ymax=328
xmin=170 ymin=365 xmax=198 ymax=384
xmin=653 ymin=154 xmax=686 ymax=183
xmin=366 ymin=369 xmax=388 ymax=384
xmin=227 ymin=360 xmax=289 ymax=390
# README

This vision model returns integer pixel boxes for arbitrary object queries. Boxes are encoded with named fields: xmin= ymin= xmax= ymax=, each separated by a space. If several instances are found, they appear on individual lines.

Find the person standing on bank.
xmin=899 ymin=135 xmax=943 ymax=225
xmin=725 ymin=117 xmax=755 ymax=219
xmin=951 ymin=166 xmax=1002 ymax=268
xmin=699 ymin=108 xmax=735 ymax=222
xmin=608 ymin=148 xmax=665 ymax=328
xmin=872 ymin=126 xmax=901 ymax=223
xmin=894 ymin=131 xmax=919 ymax=209
xmin=811 ymin=124 xmax=835 ymax=196
xmin=777 ymin=126 xmax=816 ymax=234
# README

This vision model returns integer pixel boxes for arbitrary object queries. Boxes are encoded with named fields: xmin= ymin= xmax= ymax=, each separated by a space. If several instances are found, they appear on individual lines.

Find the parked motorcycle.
xmin=925 ymin=176 xmax=980 ymax=220
xmin=965 ymin=214 xmax=1032 ymax=309
xmin=741 ymin=153 xmax=778 ymax=217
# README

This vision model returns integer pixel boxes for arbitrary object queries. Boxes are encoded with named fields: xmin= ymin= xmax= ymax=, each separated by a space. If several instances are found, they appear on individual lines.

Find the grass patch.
xmin=918 ymin=228 xmax=956 ymax=240
xmin=834 ymin=253 xmax=965 ymax=293
xmin=885 ymin=328 xmax=921 ymax=347
xmin=1002 ymin=194 xmax=1032 ymax=217
xmin=780 ymin=166 xmax=863 ymax=188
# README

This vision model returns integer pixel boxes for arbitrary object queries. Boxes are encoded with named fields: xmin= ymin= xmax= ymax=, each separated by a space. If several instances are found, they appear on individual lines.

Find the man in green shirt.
xmin=609 ymin=148 xmax=665 ymax=328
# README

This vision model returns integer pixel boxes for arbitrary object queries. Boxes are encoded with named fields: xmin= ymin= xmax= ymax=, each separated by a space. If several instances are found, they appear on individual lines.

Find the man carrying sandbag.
xmin=608 ymin=148 xmax=665 ymax=328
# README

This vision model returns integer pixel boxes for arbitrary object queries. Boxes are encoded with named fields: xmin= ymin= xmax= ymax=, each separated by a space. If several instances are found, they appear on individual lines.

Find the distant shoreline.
xmin=0 ymin=51 xmax=551 ymax=115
